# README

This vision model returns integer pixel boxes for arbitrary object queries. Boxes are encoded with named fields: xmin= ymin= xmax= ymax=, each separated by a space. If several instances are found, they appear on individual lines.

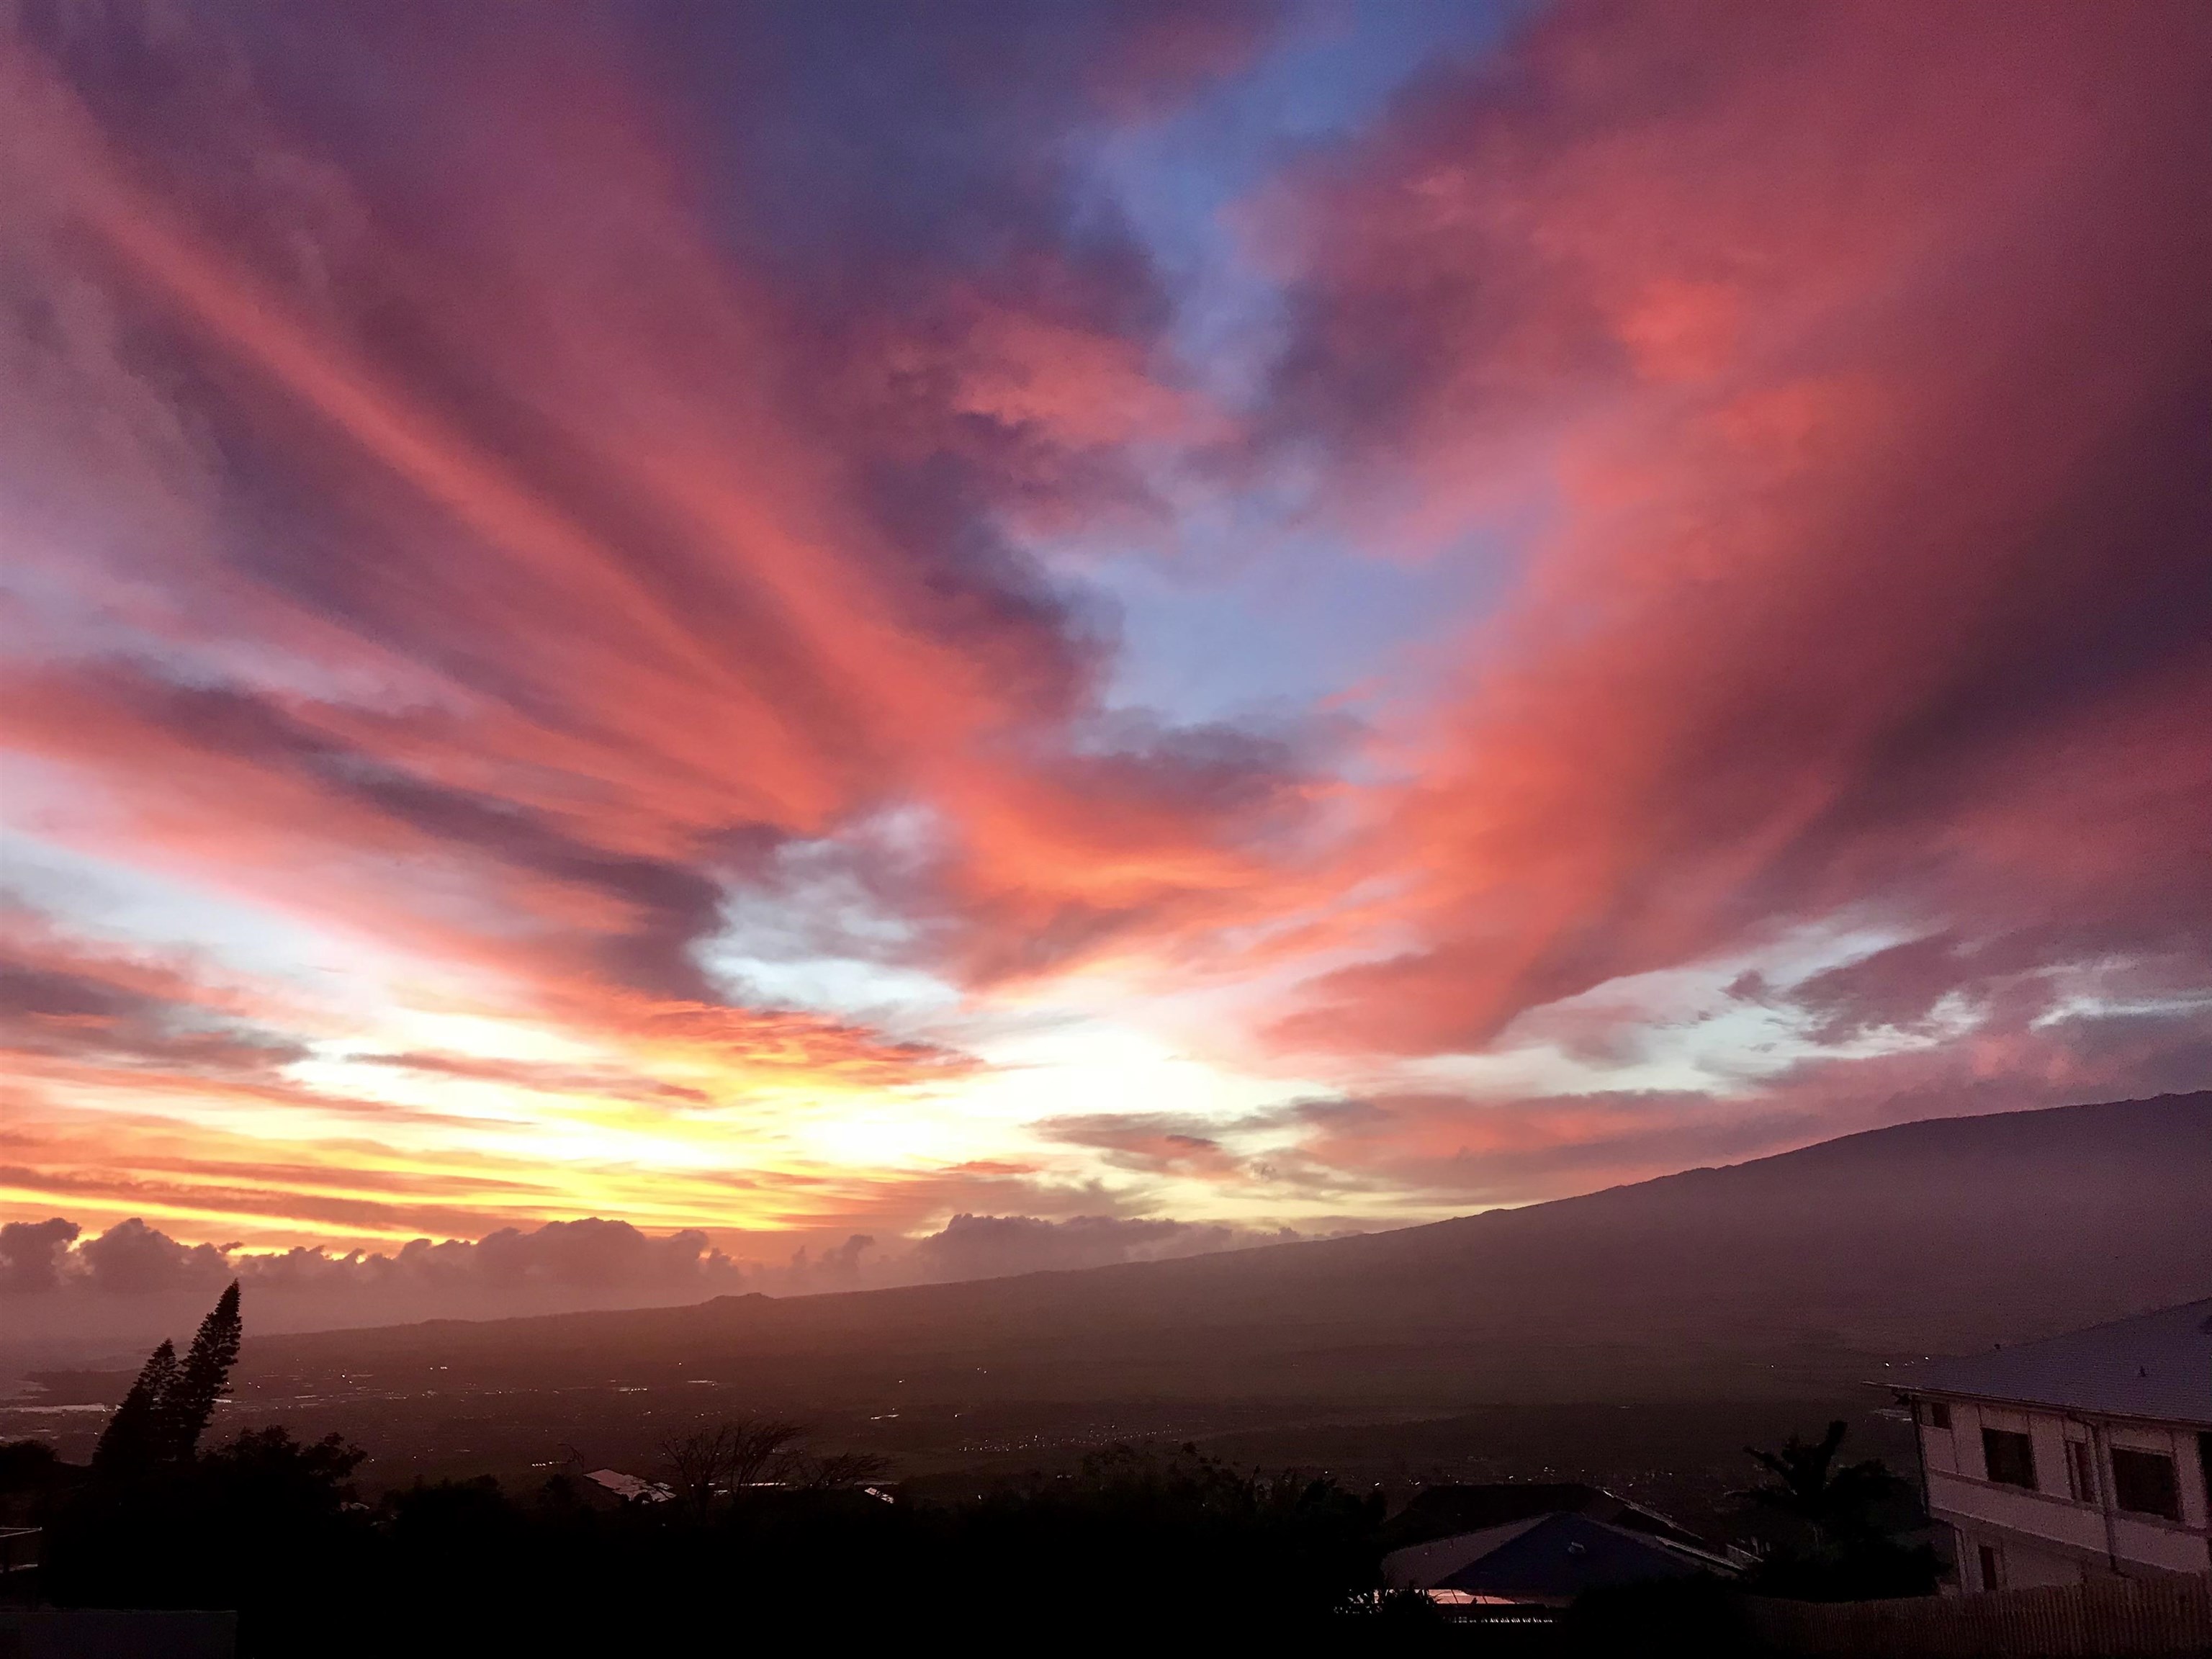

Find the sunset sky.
xmin=4 ymin=1 xmax=2208 ymax=1291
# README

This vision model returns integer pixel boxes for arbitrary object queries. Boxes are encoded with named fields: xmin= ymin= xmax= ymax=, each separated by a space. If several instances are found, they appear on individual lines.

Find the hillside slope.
xmin=249 ymin=1093 xmax=2212 ymax=1409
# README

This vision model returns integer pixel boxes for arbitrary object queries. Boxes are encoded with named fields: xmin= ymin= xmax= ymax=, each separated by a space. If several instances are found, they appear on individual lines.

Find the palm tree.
xmin=1739 ymin=1419 xmax=1911 ymax=1545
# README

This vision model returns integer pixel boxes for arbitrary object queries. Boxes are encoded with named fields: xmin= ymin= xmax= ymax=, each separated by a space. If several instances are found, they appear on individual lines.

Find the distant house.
xmin=1379 ymin=1483 xmax=1737 ymax=1608
xmin=583 ymin=1468 xmax=671 ymax=1504
xmin=1891 ymin=1298 xmax=2212 ymax=1592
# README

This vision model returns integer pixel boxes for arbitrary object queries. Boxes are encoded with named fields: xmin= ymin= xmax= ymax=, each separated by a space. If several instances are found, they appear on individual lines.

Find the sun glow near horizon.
xmin=4 ymin=2 xmax=2207 ymax=1287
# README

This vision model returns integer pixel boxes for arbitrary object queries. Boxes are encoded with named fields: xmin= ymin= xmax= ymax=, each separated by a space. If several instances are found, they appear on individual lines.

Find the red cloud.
xmin=1 ymin=27 xmax=1305 ymax=1042
xmin=4 ymin=2 xmax=2206 ymax=1250
xmin=1259 ymin=1 xmax=2212 ymax=1060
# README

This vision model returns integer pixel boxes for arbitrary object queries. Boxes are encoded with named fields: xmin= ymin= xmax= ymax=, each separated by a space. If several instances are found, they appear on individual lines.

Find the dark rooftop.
xmin=1892 ymin=1298 xmax=2212 ymax=1427
xmin=1383 ymin=1511 xmax=1727 ymax=1604
xmin=1381 ymin=1481 xmax=1707 ymax=1553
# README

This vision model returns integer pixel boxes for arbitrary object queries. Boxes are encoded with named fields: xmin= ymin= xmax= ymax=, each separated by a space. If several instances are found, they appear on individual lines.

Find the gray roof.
xmin=1892 ymin=1298 xmax=2212 ymax=1427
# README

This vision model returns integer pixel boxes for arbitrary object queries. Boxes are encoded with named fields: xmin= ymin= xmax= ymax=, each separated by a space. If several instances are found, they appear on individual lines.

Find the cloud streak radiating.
xmin=4 ymin=1 xmax=2207 ymax=1292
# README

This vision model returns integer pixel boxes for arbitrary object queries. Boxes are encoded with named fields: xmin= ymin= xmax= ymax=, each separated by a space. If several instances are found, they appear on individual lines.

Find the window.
xmin=2110 ymin=1448 xmax=2180 ymax=1521
xmin=1921 ymin=1401 xmax=1951 ymax=1431
xmin=2065 ymin=1439 xmax=2098 ymax=1503
xmin=1982 ymin=1428 xmax=2037 ymax=1490
xmin=1977 ymin=1543 xmax=2003 ymax=1591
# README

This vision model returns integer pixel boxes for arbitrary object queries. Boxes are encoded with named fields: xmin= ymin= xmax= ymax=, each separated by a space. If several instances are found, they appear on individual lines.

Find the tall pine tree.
xmin=89 ymin=1281 xmax=243 ymax=1475
xmin=91 ymin=1339 xmax=179 ymax=1475
xmin=164 ymin=1280 xmax=242 ymax=1459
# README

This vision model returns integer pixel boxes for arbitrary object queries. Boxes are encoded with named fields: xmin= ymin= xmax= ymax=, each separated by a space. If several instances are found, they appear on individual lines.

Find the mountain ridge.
xmin=246 ymin=1092 xmax=2212 ymax=1409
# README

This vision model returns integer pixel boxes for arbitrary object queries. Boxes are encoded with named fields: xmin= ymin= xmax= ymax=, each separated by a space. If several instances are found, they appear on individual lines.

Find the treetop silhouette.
xmin=92 ymin=1281 xmax=243 ymax=1476
xmin=1737 ymin=1419 xmax=1910 ymax=1544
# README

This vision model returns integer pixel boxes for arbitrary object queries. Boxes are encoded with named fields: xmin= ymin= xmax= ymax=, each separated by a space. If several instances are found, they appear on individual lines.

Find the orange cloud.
xmin=4 ymin=3 xmax=2206 ymax=1265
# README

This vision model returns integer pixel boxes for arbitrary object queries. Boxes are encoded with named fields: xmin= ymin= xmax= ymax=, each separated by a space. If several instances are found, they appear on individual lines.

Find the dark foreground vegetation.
xmin=13 ymin=1431 xmax=1415 ymax=1653
xmin=0 ymin=1287 xmax=1939 ymax=1655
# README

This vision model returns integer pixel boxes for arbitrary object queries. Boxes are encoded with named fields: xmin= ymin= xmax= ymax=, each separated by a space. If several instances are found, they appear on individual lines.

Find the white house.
xmin=583 ymin=1467 xmax=671 ymax=1503
xmin=1891 ymin=1298 xmax=2212 ymax=1593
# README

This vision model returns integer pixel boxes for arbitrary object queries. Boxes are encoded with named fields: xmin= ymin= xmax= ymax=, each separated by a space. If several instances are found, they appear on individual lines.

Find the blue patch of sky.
xmin=1054 ymin=3 xmax=1524 ymax=729
xmin=1083 ymin=0 xmax=1514 ymax=406
xmin=1074 ymin=521 xmax=1510 ymax=728
xmin=0 ymin=823 xmax=382 ymax=997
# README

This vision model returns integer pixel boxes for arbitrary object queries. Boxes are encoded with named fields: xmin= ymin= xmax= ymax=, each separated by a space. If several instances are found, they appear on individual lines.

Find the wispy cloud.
xmin=2 ymin=1 xmax=2205 ymax=1278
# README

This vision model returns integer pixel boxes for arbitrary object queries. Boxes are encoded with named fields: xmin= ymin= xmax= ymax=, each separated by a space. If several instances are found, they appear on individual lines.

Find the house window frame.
xmin=1982 ymin=1427 xmax=2038 ymax=1491
xmin=2109 ymin=1446 xmax=2182 ymax=1521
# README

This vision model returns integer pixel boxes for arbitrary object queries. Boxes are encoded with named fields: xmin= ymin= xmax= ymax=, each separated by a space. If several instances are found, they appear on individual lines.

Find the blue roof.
xmin=1892 ymin=1298 xmax=2212 ymax=1427
xmin=1384 ymin=1511 xmax=1723 ymax=1602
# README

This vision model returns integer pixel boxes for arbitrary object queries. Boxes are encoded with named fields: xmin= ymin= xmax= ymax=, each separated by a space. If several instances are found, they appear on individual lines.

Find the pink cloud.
xmin=1254 ymin=1 xmax=2212 ymax=1069
xmin=3 ymin=1 xmax=2205 ymax=1253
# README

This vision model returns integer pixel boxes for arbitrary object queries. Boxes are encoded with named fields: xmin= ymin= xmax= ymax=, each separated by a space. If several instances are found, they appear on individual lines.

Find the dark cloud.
xmin=640 ymin=0 xmax=1263 ymax=301
xmin=907 ymin=1212 xmax=1299 ymax=1282
xmin=783 ymin=1233 xmax=876 ymax=1294
xmin=4 ymin=0 xmax=2204 ymax=1254
xmin=0 ymin=915 xmax=309 ymax=1079
xmin=60 ymin=670 xmax=729 ymax=1002
xmin=0 ymin=1215 xmax=750 ymax=1344
xmin=4 ymin=0 xmax=1319 ymax=1039
xmin=76 ymin=1217 xmax=236 ymax=1295
xmin=1035 ymin=1112 xmax=1255 ymax=1181
xmin=0 ymin=1217 xmax=81 ymax=1293
xmin=236 ymin=1217 xmax=747 ymax=1298
xmin=1262 ymin=1089 xmax=1763 ymax=1209
xmin=1784 ymin=933 xmax=2017 ymax=1046
xmin=0 ymin=1208 xmax=1328 ymax=1346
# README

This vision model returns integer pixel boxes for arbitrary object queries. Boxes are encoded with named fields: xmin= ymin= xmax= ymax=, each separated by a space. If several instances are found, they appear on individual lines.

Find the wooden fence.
xmin=1743 ymin=1574 xmax=2212 ymax=1658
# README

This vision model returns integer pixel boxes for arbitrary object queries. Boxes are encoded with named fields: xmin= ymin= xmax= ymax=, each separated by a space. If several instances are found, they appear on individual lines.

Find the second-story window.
xmin=1983 ymin=1428 xmax=2037 ymax=1489
xmin=1922 ymin=1401 xmax=1951 ymax=1430
xmin=2110 ymin=1448 xmax=2180 ymax=1521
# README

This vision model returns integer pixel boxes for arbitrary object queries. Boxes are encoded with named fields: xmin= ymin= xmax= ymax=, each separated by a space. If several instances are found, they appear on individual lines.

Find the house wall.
xmin=1914 ymin=1397 xmax=2212 ymax=1593
xmin=1922 ymin=1405 xmax=1960 ymax=1475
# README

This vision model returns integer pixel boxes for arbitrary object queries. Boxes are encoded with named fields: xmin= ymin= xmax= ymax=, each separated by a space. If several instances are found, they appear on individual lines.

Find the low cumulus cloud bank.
xmin=0 ymin=1210 xmax=1323 ymax=1347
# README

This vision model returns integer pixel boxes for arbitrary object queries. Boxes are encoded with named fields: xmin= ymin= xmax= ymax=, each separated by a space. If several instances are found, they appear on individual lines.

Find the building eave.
xmin=1875 ymin=1379 xmax=2212 ymax=1434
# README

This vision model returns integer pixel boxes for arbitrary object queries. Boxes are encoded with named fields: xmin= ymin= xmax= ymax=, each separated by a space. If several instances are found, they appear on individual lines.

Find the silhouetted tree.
xmin=788 ymin=1449 xmax=891 ymax=1491
xmin=661 ymin=1426 xmax=731 ymax=1514
xmin=200 ymin=1425 xmax=366 ymax=1511
xmin=724 ymin=1416 xmax=808 ymax=1488
xmin=660 ymin=1417 xmax=806 ymax=1511
xmin=0 ymin=1437 xmax=70 ymax=1531
xmin=45 ymin=1422 xmax=1393 ymax=1654
xmin=89 ymin=1282 xmax=243 ymax=1476
xmin=1736 ymin=1419 xmax=1938 ymax=1600
xmin=166 ymin=1280 xmax=243 ymax=1458
xmin=0 ymin=1439 xmax=60 ymax=1494
xmin=91 ymin=1339 xmax=179 ymax=1477
xmin=1737 ymin=1419 xmax=1905 ymax=1544
xmin=50 ymin=1420 xmax=369 ymax=1624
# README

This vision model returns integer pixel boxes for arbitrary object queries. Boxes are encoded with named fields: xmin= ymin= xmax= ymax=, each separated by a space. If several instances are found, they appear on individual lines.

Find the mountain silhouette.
xmin=248 ymin=1094 xmax=2211 ymax=1410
